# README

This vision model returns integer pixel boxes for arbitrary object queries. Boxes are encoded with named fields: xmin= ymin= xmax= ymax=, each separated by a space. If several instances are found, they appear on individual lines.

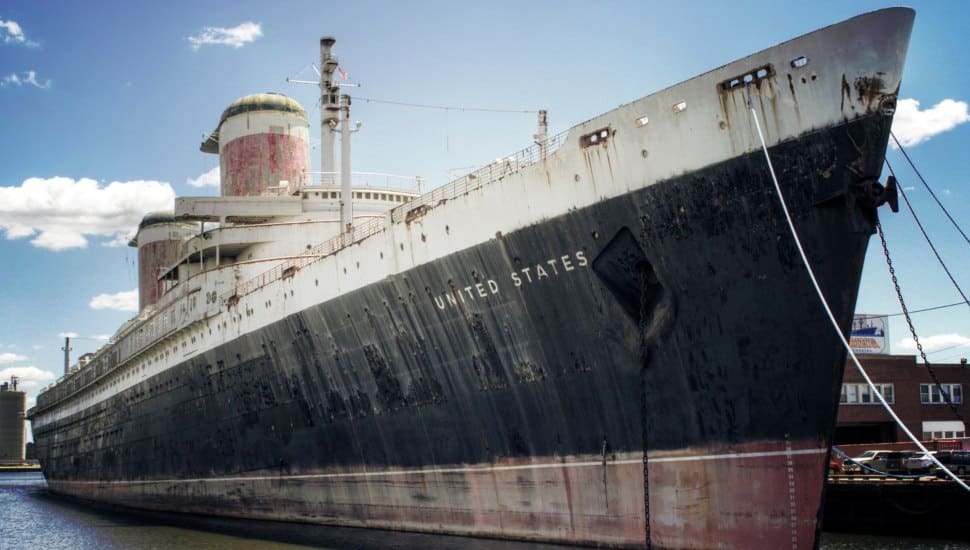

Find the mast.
xmin=61 ymin=336 xmax=72 ymax=376
xmin=340 ymin=93 xmax=353 ymax=235
xmin=534 ymin=109 xmax=549 ymax=159
xmin=318 ymin=37 xmax=340 ymax=181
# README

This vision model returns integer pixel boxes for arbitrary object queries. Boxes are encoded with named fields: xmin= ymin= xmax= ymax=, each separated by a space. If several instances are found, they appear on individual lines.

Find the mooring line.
xmin=746 ymin=88 xmax=970 ymax=493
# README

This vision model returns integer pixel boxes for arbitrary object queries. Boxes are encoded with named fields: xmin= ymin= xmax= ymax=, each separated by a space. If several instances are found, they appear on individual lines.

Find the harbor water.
xmin=1 ymin=472 xmax=966 ymax=549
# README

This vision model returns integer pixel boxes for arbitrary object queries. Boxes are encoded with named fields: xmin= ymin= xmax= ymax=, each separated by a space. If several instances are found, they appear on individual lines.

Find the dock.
xmin=823 ymin=475 xmax=970 ymax=540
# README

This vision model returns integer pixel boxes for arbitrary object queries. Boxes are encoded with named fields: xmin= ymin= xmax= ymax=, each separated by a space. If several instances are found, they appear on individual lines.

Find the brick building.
xmin=835 ymin=354 xmax=969 ymax=444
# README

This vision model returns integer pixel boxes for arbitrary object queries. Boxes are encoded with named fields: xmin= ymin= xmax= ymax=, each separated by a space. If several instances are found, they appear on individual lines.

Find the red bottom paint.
xmin=48 ymin=439 xmax=826 ymax=548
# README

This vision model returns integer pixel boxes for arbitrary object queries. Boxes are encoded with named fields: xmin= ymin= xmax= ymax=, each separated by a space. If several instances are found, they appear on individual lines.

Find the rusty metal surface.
xmin=221 ymin=132 xmax=309 ymax=197
xmin=30 ymin=8 xmax=918 ymax=549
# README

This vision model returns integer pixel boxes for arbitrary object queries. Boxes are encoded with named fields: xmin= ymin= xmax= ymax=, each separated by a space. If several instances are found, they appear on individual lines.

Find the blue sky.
xmin=1 ymin=0 xmax=968 ymax=410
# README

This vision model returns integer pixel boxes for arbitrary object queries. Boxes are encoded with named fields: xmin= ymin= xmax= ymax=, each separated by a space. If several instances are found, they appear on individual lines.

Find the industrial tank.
xmin=130 ymin=212 xmax=199 ymax=311
xmin=200 ymin=93 xmax=310 ymax=197
xmin=0 ymin=381 xmax=26 ymax=465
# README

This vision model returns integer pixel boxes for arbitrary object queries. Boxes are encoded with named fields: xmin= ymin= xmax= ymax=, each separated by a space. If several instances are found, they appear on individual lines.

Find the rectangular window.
xmin=839 ymin=382 xmax=894 ymax=404
xmin=920 ymin=383 xmax=963 ymax=404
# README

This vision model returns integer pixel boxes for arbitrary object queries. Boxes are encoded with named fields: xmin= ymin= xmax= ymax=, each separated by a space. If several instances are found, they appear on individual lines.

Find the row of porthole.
xmin=302 ymin=190 xmax=411 ymax=202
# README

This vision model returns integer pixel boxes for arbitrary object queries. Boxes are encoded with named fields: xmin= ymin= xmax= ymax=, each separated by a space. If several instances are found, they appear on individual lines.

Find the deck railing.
xmin=236 ymin=130 xmax=568 ymax=299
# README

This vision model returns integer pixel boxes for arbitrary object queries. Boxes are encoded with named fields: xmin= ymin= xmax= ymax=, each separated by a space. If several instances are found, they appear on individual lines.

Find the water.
xmin=1 ymin=472 xmax=967 ymax=549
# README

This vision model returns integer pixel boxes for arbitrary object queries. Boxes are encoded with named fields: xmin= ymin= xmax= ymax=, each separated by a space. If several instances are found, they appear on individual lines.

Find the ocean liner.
xmin=30 ymin=8 xmax=914 ymax=548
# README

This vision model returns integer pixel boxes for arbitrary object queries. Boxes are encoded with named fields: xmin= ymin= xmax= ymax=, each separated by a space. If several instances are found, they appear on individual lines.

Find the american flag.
xmin=338 ymin=66 xmax=348 ymax=80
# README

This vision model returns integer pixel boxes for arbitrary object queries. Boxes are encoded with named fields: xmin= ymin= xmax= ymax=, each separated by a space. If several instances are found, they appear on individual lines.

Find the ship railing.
xmin=234 ymin=216 xmax=387 ymax=297
xmin=309 ymin=171 xmax=424 ymax=193
xmin=389 ymin=129 xmax=568 ymax=224
xmin=229 ymin=131 xmax=568 ymax=301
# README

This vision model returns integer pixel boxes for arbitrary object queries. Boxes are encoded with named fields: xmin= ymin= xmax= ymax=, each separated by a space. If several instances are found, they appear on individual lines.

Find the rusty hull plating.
xmin=30 ymin=8 xmax=915 ymax=549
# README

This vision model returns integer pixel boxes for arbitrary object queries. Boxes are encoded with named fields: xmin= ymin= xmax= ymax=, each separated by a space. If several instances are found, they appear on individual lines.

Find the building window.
xmin=840 ymin=383 xmax=894 ymax=404
xmin=920 ymin=383 xmax=963 ymax=405
xmin=922 ymin=421 xmax=966 ymax=440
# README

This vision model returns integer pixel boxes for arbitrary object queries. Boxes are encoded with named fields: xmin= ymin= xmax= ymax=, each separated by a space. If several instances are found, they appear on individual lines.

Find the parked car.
xmin=933 ymin=450 xmax=970 ymax=477
xmin=905 ymin=451 xmax=937 ymax=474
xmin=883 ymin=451 xmax=917 ymax=474
xmin=828 ymin=454 xmax=844 ymax=474
xmin=842 ymin=450 xmax=892 ymax=474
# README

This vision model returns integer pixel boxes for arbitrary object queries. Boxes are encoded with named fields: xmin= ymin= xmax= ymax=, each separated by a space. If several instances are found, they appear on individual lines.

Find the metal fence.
xmin=235 ymin=216 xmax=387 ymax=297
xmin=309 ymin=171 xmax=424 ymax=193
xmin=235 ymin=130 xmax=568 ymax=299
xmin=390 ymin=130 xmax=568 ymax=223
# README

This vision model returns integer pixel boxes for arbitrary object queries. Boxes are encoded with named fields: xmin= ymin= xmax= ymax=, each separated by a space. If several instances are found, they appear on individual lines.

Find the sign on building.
xmin=850 ymin=314 xmax=889 ymax=354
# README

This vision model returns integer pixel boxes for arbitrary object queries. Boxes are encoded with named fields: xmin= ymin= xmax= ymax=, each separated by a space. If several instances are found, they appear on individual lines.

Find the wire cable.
xmin=854 ymin=300 xmax=966 ymax=319
xmin=746 ymin=89 xmax=970 ymax=492
xmin=891 ymin=132 xmax=970 ymax=247
xmin=354 ymin=95 xmax=538 ymax=114
xmin=886 ymin=160 xmax=970 ymax=310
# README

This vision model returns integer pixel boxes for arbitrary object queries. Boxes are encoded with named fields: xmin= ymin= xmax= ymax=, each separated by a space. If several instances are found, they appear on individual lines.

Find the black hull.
xmin=34 ymin=113 xmax=890 ymax=547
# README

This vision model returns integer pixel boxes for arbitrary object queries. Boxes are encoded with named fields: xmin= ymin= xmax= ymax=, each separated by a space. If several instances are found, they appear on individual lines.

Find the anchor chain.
xmin=638 ymin=268 xmax=652 ymax=549
xmin=876 ymin=222 xmax=965 ymax=423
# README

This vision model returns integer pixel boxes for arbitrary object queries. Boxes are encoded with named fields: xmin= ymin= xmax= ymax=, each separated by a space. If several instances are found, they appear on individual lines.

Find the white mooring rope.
xmin=746 ymin=92 xmax=970 ymax=493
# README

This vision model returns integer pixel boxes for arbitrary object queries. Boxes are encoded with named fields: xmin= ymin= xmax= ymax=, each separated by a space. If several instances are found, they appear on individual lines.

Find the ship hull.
xmin=36 ymin=110 xmax=888 ymax=547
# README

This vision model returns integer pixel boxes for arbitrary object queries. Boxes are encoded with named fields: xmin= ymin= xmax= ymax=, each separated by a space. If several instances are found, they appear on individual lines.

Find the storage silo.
xmin=130 ymin=212 xmax=199 ymax=311
xmin=0 ymin=380 xmax=26 ymax=465
xmin=200 ymin=93 xmax=310 ymax=197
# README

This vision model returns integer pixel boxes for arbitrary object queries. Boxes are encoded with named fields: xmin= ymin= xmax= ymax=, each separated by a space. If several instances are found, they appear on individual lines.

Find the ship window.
xmin=381 ymin=194 xmax=388 ymax=201
xmin=330 ymin=192 xmax=337 ymax=198
xmin=580 ymin=127 xmax=611 ymax=148
xmin=672 ymin=101 xmax=687 ymax=113
xmin=365 ymin=192 xmax=372 ymax=199
xmin=720 ymin=64 xmax=774 ymax=91
xmin=635 ymin=115 xmax=648 ymax=127
xmin=791 ymin=56 xmax=809 ymax=69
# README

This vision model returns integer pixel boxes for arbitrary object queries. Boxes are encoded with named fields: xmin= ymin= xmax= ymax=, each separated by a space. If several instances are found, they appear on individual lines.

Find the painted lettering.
xmin=475 ymin=282 xmax=488 ymax=298
xmin=488 ymin=279 xmax=499 ymax=293
xmin=562 ymin=255 xmax=574 ymax=271
xmin=521 ymin=267 xmax=533 ymax=283
xmin=536 ymin=265 xmax=549 ymax=280
xmin=546 ymin=259 xmax=559 ymax=275
xmin=576 ymin=250 xmax=588 ymax=267
xmin=434 ymin=296 xmax=446 ymax=309
xmin=511 ymin=272 xmax=522 ymax=287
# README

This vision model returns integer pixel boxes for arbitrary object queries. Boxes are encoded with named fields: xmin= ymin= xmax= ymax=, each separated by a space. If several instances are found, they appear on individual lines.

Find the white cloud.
xmin=0 ymin=70 xmax=51 ymax=89
xmin=891 ymin=98 xmax=970 ymax=148
xmin=188 ymin=22 xmax=262 ymax=50
xmin=89 ymin=289 xmax=138 ymax=312
xmin=0 ymin=352 xmax=28 ymax=364
xmin=0 ymin=18 xmax=38 ymax=47
xmin=58 ymin=332 xmax=78 ymax=339
xmin=92 ymin=334 xmax=111 ymax=342
xmin=897 ymin=333 xmax=970 ymax=354
xmin=31 ymin=345 xmax=43 ymax=350
xmin=187 ymin=166 xmax=220 ymax=187
xmin=0 ymin=176 xmax=175 ymax=251
xmin=0 ymin=366 xmax=56 ymax=389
